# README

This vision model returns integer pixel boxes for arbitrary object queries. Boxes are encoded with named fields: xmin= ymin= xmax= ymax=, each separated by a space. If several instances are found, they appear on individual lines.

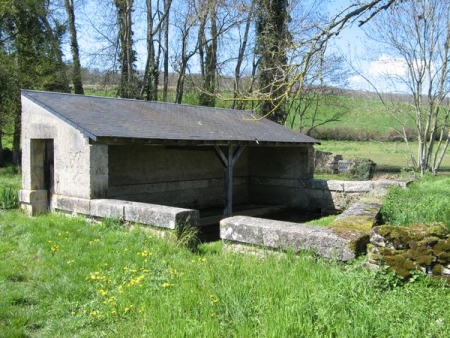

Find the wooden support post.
xmin=214 ymin=144 xmax=246 ymax=216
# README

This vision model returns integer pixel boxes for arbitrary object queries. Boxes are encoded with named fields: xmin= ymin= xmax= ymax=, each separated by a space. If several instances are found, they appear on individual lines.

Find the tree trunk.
xmin=232 ymin=0 xmax=255 ymax=109
xmin=141 ymin=0 xmax=157 ymax=100
xmin=116 ymin=0 xmax=136 ymax=98
xmin=12 ymin=103 xmax=21 ymax=166
xmin=162 ymin=0 xmax=170 ymax=101
xmin=65 ymin=0 xmax=84 ymax=94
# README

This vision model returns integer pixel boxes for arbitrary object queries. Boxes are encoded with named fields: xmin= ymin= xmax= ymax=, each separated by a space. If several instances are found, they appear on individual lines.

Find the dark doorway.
xmin=43 ymin=140 xmax=54 ymax=208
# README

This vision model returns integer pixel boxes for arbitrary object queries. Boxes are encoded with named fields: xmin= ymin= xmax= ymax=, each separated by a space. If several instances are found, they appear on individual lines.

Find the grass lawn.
xmin=316 ymin=140 xmax=450 ymax=174
xmin=1 ymin=209 xmax=450 ymax=337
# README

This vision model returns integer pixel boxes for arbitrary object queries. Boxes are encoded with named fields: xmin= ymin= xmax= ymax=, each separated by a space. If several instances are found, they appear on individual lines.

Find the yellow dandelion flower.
xmin=162 ymin=282 xmax=170 ymax=288
xmin=99 ymin=289 xmax=108 ymax=296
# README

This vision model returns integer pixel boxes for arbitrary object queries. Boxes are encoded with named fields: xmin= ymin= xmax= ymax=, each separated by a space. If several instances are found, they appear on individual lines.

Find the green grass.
xmin=305 ymin=214 xmax=338 ymax=226
xmin=2 ymin=155 xmax=450 ymax=336
xmin=1 ymin=210 xmax=450 ymax=337
xmin=316 ymin=140 xmax=450 ymax=174
xmin=381 ymin=175 xmax=450 ymax=227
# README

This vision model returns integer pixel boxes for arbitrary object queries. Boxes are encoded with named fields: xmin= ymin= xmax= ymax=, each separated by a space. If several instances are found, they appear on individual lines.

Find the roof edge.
xmin=21 ymin=89 xmax=98 ymax=141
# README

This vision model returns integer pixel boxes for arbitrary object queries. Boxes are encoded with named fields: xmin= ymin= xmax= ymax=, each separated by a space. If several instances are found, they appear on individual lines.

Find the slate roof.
xmin=22 ymin=90 xmax=319 ymax=145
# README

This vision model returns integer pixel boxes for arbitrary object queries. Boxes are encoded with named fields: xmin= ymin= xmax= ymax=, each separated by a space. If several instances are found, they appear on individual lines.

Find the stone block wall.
xmin=107 ymin=145 xmax=249 ymax=209
xmin=20 ymin=96 xmax=103 ymax=215
xmin=314 ymin=150 xmax=343 ymax=174
xmin=368 ymin=223 xmax=450 ymax=279
xmin=221 ymin=195 xmax=384 ymax=261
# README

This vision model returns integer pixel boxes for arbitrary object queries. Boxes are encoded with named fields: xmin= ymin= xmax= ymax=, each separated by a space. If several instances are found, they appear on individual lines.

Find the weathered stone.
xmin=432 ymin=264 xmax=444 ymax=276
xmin=442 ymin=265 xmax=450 ymax=276
xmin=371 ymin=226 xmax=410 ymax=249
xmin=426 ymin=223 xmax=450 ymax=238
xmin=124 ymin=202 xmax=199 ymax=229
xmin=51 ymin=194 xmax=90 ymax=215
xmin=433 ymin=239 xmax=450 ymax=262
xmin=343 ymin=181 xmax=374 ymax=192
xmin=418 ymin=236 xmax=440 ymax=247
xmin=19 ymin=189 xmax=48 ymax=216
xmin=89 ymin=199 xmax=129 ymax=220
xmin=221 ymin=216 xmax=366 ymax=261
xmin=383 ymin=252 xmax=416 ymax=278
xmin=369 ymin=222 xmax=450 ymax=279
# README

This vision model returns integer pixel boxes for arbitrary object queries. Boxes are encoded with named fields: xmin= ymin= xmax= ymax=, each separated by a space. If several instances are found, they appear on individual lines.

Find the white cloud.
xmin=368 ymin=55 xmax=408 ymax=78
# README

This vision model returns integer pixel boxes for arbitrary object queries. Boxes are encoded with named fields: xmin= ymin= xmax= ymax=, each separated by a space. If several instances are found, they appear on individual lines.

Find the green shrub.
xmin=381 ymin=176 xmax=450 ymax=227
xmin=347 ymin=158 xmax=376 ymax=180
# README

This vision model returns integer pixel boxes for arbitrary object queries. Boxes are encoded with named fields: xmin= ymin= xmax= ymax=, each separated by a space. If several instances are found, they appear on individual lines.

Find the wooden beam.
xmin=214 ymin=144 xmax=246 ymax=217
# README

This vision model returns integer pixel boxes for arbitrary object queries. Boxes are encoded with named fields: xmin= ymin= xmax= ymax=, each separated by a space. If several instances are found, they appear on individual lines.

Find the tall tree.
xmin=114 ymin=0 xmax=139 ymax=98
xmin=231 ymin=0 xmax=255 ymax=109
xmin=198 ymin=0 xmax=217 ymax=107
xmin=140 ymin=0 xmax=172 ymax=101
xmin=1 ymin=0 xmax=69 ymax=164
xmin=64 ymin=0 xmax=84 ymax=94
xmin=172 ymin=0 xmax=201 ymax=104
xmin=363 ymin=0 xmax=450 ymax=174
xmin=254 ymin=0 xmax=290 ymax=123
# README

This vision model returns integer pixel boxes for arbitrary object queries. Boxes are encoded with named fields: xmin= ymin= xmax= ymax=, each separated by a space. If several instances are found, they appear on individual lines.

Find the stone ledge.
xmin=220 ymin=216 xmax=360 ymax=261
xmin=49 ymin=195 xmax=199 ymax=229
xmin=221 ymin=196 xmax=385 ymax=261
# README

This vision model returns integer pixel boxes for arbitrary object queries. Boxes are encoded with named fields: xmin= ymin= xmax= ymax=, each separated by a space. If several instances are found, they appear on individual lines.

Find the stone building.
xmin=19 ymin=90 xmax=319 ymax=225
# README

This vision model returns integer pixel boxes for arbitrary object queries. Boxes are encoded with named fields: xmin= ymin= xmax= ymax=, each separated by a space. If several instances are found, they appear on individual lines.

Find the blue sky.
xmin=68 ymin=0 xmax=403 ymax=93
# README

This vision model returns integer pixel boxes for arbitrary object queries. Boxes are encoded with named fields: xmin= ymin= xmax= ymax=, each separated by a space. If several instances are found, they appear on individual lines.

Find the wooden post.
xmin=214 ymin=144 xmax=246 ymax=216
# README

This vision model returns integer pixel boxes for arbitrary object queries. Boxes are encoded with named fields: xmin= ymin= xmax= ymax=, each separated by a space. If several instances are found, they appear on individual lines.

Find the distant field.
xmin=316 ymin=140 xmax=450 ymax=174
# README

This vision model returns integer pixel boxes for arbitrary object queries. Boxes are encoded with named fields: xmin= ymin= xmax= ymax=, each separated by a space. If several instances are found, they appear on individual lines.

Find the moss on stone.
xmin=426 ymin=223 xmax=450 ymax=238
xmin=369 ymin=221 xmax=450 ymax=279
xmin=433 ymin=239 xmax=450 ymax=263
xmin=418 ymin=236 xmax=440 ymax=247
xmin=376 ymin=225 xmax=411 ymax=249
xmin=409 ymin=223 xmax=429 ymax=239
xmin=383 ymin=253 xmax=416 ymax=278
xmin=412 ymin=253 xmax=434 ymax=266
xmin=431 ymin=264 xmax=443 ymax=276
xmin=329 ymin=216 xmax=374 ymax=255
xmin=330 ymin=215 xmax=374 ymax=235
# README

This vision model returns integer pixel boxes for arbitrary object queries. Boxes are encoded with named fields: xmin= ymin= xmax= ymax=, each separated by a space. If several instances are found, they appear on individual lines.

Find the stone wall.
xmin=108 ymin=145 xmax=316 ymax=211
xmin=221 ymin=195 xmax=384 ymax=261
xmin=108 ymin=145 xmax=249 ymax=209
xmin=248 ymin=146 xmax=315 ymax=208
xmin=368 ymin=223 xmax=450 ymax=279
xmin=314 ymin=150 xmax=342 ymax=174
xmin=20 ymin=96 xmax=108 ymax=215
xmin=299 ymin=179 xmax=407 ymax=214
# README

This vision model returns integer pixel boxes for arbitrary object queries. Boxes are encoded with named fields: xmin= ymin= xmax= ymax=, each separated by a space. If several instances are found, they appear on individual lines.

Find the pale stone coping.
xmin=220 ymin=216 xmax=357 ymax=261
xmin=50 ymin=195 xmax=199 ymax=229
xmin=320 ymin=179 xmax=408 ymax=193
